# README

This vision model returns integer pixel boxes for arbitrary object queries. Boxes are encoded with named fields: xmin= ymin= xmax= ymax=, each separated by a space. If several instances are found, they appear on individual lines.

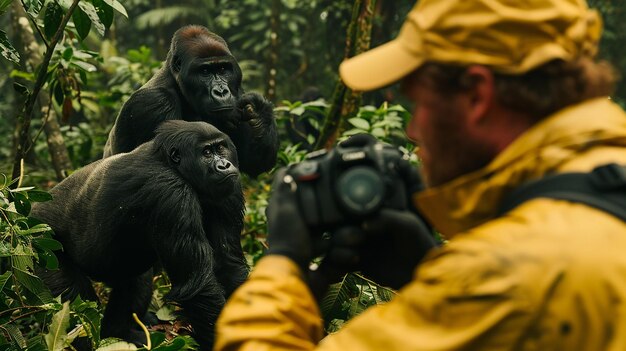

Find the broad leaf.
xmin=44 ymin=301 xmax=71 ymax=351
xmin=93 ymin=0 xmax=114 ymax=29
xmin=43 ymin=2 xmax=64 ymax=41
xmin=12 ymin=192 xmax=31 ymax=216
xmin=151 ymin=337 xmax=186 ymax=351
xmin=0 ymin=29 xmax=20 ymax=63
xmin=96 ymin=340 xmax=138 ymax=351
xmin=27 ymin=189 xmax=53 ymax=202
xmin=22 ymin=0 xmax=43 ymax=17
xmin=102 ymin=0 xmax=127 ymax=18
xmin=33 ymin=237 xmax=63 ymax=250
xmin=78 ymin=1 xmax=105 ymax=36
xmin=4 ymin=324 xmax=27 ymax=348
xmin=0 ymin=271 xmax=12 ymax=291
xmin=347 ymin=117 xmax=370 ymax=130
xmin=12 ymin=267 xmax=53 ymax=304
xmin=72 ymin=7 xmax=92 ymax=40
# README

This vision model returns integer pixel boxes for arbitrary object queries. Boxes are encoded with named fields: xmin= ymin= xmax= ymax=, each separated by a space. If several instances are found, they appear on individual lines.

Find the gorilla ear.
xmin=172 ymin=55 xmax=182 ymax=73
xmin=169 ymin=148 xmax=181 ymax=164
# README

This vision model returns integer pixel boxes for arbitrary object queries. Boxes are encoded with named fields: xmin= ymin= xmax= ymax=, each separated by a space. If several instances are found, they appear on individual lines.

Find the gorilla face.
xmin=165 ymin=122 xmax=241 ymax=201
xmin=171 ymin=34 xmax=244 ymax=133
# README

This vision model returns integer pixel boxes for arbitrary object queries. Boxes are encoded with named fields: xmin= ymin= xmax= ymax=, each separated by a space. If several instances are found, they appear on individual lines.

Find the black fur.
xmin=33 ymin=120 xmax=248 ymax=349
xmin=103 ymin=25 xmax=278 ymax=177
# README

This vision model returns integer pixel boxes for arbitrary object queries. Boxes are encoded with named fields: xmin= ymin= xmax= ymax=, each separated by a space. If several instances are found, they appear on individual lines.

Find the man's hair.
xmin=414 ymin=58 xmax=617 ymax=122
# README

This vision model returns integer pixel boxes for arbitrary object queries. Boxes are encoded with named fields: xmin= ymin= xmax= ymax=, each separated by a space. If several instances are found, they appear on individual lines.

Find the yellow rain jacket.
xmin=215 ymin=98 xmax=626 ymax=350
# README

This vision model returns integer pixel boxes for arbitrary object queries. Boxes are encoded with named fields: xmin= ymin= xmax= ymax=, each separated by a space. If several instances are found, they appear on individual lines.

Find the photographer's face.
xmin=403 ymin=76 xmax=492 ymax=187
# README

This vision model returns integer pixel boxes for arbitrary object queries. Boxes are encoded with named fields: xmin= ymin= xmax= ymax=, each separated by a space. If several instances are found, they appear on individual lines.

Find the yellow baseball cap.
xmin=339 ymin=0 xmax=602 ymax=92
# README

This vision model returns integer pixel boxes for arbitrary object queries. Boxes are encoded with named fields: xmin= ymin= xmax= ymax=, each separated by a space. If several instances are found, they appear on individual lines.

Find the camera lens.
xmin=336 ymin=166 xmax=384 ymax=215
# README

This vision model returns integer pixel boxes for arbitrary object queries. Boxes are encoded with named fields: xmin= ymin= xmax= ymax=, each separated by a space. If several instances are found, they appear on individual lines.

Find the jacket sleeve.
xmin=216 ymin=244 xmax=537 ymax=351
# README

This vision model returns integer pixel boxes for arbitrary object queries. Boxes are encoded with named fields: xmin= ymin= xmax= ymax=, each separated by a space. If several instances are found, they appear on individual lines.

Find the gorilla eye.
xmin=202 ymin=146 xmax=212 ymax=157
xmin=216 ymin=144 xmax=226 ymax=153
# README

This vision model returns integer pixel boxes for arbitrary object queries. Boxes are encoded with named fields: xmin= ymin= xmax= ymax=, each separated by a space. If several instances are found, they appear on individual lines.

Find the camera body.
xmin=287 ymin=137 xmax=409 ymax=231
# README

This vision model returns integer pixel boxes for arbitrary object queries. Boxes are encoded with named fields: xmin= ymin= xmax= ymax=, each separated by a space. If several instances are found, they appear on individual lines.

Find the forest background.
xmin=0 ymin=0 xmax=624 ymax=349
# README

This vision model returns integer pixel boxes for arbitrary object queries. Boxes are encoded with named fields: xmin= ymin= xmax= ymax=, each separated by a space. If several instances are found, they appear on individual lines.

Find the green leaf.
xmin=290 ymin=106 xmax=305 ymax=116
xmin=44 ymin=2 xmax=64 ymax=41
xmin=35 ymin=247 xmax=59 ymax=269
xmin=26 ymin=335 xmax=48 ymax=351
xmin=22 ymin=0 xmax=43 ymax=17
xmin=12 ymin=267 xmax=53 ymax=303
xmin=155 ymin=305 xmax=176 ymax=321
xmin=151 ymin=337 xmax=186 ymax=351
xmin=102 ymin=0 xmax=127 ymax=18
xmin=320 ymin=273 xmax=359 ymax=329
xmin=13 ymin=81 xmax=29 ymax=95
xmin=16 ymin=224 xmax=53 ymax=235
xmin=0 ymin=0 xmax=12 ymax=15
xmin=45 ymin=301 xmax=71 ymax=351
xmin=0 ymin=29 xmax=20 ymax=63
xmin=348 ymin=117 xmax=370 ymax=130
xmin=33 ymin=237 xmax=63 ymax=250
xmin=62 ymin=47 xmax=73 ymax=61
xmin=95 ymin=340 xmax=138 ymax=351
xmin=78 ymin=1 xmax=105 ymax=36
xmin=93 ymin=0 xmax=114 ymax=29
xmin=27 ymin=189 xmax=53 ymax=202
xmin=0 ymin=271 xmax=12 ymax=291
xmin=371 ymin=127 xmax=386 ymax=138
xmin=4 ymin=324 xmax=27 ymax=348
xmin=71 ymin=60 xmax=97 ymax=72
xmin=13 ymin=192 xmax=31 ymax=216
xmin=148 ymin=332 xmax=166 ymax=348
xmin=72 ymin=7 xmax=92 ymax=40
xmin=57 ymin=0 xmax=72 ymax=10
xmin=27 ymin=190 xmax=52 ymax=202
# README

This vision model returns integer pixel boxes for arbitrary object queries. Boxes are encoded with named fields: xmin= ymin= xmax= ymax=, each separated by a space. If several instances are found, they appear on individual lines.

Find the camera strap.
xmin=498 ymin=163 xmax=626 ymax=222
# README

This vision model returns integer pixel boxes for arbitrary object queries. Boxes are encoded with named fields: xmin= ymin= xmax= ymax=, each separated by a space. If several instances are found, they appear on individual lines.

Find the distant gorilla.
xmin=103 ymin=25 xmax=278 ymax=177
xmin=33 ymin=121 xmax=247 ymax=349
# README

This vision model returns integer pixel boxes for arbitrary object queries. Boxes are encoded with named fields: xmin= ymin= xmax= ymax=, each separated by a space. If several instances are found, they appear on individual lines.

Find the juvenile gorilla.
xmin=33 ymin=121 xmax=248 ymax=349
xmin=104 ymin=25 xmax=278 ymax=178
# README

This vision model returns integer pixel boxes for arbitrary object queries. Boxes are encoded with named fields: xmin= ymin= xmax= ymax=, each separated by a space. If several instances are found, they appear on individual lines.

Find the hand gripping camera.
xmin=286 ymin=135 xmax=410 ymax=230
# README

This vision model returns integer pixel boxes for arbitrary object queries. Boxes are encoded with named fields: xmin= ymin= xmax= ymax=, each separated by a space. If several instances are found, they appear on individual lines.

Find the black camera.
xmin=286 ymin=135 xmax=410 ymax=230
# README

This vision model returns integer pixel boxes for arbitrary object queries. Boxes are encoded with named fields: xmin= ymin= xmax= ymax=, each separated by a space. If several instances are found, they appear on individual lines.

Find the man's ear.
xmin=169 ymin=148 xmax=181 ymax=164
xmin=463 ymin=65 xmax=495 ymax=125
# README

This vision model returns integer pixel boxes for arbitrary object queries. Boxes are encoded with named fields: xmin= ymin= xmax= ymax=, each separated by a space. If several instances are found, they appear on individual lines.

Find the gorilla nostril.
xmin=216 ymin=159 xmax=233 ymax=171
xmin=212 ymin=86 xmax=230 ymax=98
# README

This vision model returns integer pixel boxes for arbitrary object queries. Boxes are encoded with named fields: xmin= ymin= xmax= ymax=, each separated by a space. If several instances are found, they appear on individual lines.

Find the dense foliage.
xmin=0 ymin=0 xmax=624 ymax=349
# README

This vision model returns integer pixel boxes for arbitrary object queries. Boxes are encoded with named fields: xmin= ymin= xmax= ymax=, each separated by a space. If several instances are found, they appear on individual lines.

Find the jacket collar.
xmin=415 ymin=98 xmax=626 ymax=237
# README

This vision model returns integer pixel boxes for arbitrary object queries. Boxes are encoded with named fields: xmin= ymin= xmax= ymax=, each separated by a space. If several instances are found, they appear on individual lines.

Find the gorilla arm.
xmin=148 ymin=184 xmax=223 ymax=302
xmin=234 ymin=92 xmax=279 ymax=177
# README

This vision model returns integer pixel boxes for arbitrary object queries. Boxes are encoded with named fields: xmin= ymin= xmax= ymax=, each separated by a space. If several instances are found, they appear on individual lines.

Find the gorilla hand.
xmin=238 ymin=92 xmax=274 ymax=134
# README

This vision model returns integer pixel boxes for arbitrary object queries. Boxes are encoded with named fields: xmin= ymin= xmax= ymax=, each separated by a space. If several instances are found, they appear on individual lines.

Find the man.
xmin=215 ymin=0 xmax=626 ymax=349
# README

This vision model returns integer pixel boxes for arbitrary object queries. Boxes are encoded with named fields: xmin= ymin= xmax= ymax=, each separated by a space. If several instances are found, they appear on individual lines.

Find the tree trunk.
xmin=11 ymin=0 xmax=80 ymax=183
xmin=314 ymin=0 xmax=377 ymax=150
xmin=14 ymin=4 xmax=72 ymax=182
xmin=265 ymin=0 xmax=281 ymax=102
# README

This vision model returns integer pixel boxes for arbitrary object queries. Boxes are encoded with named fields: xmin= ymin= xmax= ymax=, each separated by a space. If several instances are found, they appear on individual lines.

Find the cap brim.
xmin=339 ymin=39 xmax=424 ymax=92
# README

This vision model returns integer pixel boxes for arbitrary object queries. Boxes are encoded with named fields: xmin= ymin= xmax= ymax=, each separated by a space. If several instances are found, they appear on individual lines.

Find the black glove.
xmin=265 ymin=168 xmax=313 ymax=270
xmin=359 ymin=208 xmax=437 ymax=289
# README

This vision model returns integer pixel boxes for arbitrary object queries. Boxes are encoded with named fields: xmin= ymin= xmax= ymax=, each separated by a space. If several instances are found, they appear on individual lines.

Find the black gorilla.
xmin=103 ymin=25 xmax=278 ymax=177
xmin=32 ymin=121 xmax=248 ymax=349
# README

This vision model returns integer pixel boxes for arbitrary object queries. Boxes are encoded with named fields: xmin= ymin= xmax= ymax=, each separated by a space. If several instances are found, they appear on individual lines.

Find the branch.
xmin=11 ymin=0 xmax=81 ymax=182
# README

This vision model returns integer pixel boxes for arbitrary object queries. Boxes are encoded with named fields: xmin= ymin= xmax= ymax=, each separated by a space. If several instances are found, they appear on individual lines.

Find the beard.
xmin=418 ymin=103 xmax=496 ymax=188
